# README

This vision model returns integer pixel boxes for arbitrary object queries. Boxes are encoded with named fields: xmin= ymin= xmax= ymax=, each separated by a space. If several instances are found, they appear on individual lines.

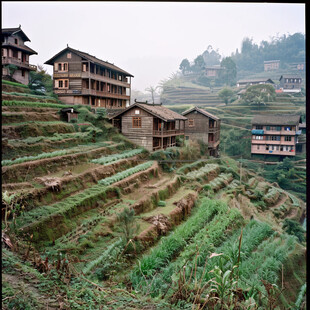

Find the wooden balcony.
xmin=54 ymin=88 xmax=130 ymax=100
xmin=81 ymin=89 xmax=130 ymax=99
xmin=153 ymin=129 xmax=184 ymax=137
xmin=81 ymin=72 xmax=130 ymax=88
xmin=2 ymin=57 xmax=37 ymax=71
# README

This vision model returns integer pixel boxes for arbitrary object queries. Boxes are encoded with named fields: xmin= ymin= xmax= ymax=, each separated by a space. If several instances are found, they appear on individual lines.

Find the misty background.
xmin=2 ymin=2 xmax=305 ymax=92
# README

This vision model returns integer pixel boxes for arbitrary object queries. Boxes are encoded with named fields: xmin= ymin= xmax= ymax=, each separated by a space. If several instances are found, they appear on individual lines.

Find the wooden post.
xmin=161 ymin=120 xmax=164 ymax=149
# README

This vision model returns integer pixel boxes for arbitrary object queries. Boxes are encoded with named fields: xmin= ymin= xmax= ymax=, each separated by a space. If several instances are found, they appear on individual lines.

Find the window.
xmin=276 ymin=126 xmax=281 ymax=131
xmin=119 ymin=75 xmax=122 ymax=81
xmin=266 ymin=146 xmax=269 ymax=151
xmin=21 ymin=70 xmax=25 ymax=77
xmin=188 ymin=119 xmax=194 ymax=127
xmin=280 ymin=146 xmax=283 ymax=151
xmin=256 ymin=125 xmax=263 ymax=130
xmin=135 ymin=109 xmax=140 ymax=115
xmin=55 ymin=62 xmax=68 ymax=72
xmin=254 ymin=136 xmax=263 ymax=140
xmin=257 ymin=145 xmax=260 ymax=150
xmin=285 ymin=136 xmax=292 ymax=141
xmin=67 ymin=53 xmax=72 ymax=59
xmin=82 ymin=64 xmax=87 ymax=72
xmin=269 ymin=136 xmax=280 ymax=141
xmin=56 ymin=79 xmax=69 ymax=89
xmin=14 ymin=38 xmax=18 ymax=45
xmin=133 ymin=117 xmax=141 ymax=128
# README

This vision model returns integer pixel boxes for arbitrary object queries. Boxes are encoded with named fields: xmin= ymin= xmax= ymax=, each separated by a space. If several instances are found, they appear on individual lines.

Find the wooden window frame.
xmin=132 ymin=117 xmax=142 ymax=128
xmin=57 ymin=79 xmax=69 ymax=89
xmin=284 ymin=136 xmax=292 ymax=141
xmin=188 ymin=119 xmax=194 ymax=127
xmin=55 ymin=62 xmax=69 ymax=72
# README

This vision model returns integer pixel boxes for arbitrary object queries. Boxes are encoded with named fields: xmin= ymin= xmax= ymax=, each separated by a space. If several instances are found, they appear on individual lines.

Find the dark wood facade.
xmin=182 ymin=107 xmax=221 ymax=157
xmin=45 ymin=46 xmax=133 ymax=109
xmin=2 ymin=26 xmax=37 ymax=85
xmin=111 ymin=102 xmax=186 ymax=151
xmin=279 ymin=75 xmax=302 ymax=92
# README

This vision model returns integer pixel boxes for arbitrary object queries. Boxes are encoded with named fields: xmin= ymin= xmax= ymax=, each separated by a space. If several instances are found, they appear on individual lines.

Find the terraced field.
xmin=2 ymin=85 xmax=306 ymax=309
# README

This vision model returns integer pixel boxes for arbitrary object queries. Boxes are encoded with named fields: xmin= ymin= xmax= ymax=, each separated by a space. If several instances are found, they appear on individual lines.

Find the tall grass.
xmin=145 ymin=207 xmax=244 ymax=296
xmin=130 ymin=198 xmax=226 ymax=288
xmin=2 ymin=91 xmax=56 ymax=100
xmin=185 ymin=164 xmax=218 ymax=180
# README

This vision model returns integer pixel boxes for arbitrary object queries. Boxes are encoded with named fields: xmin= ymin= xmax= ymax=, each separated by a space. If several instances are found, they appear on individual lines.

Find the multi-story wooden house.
xmin=45 ymin=46 xmax=133 ymax=110
xmin=279 ymin=75 xmax=302 ymax=93
xmin=264 ymin=60 xmax=280 ymax=71
xmin=251 ymin=114 xmax=302 ymax=157
xmin=2 ymin=26 xmax=37 ymax=85
xmin=204 ymin=65 xmax=223 ymax=78
xmin=237 ymin=78 xmax=275 ymax=88
xmin=182 ymin=106 xmax=221 ymax=157
xmin=110 ymin=101 xmax=187 ymax=151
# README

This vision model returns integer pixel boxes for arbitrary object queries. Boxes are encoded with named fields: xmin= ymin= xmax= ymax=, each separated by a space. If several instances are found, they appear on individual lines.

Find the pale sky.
xmin=2 ymin=2 xmax=305 ymax=91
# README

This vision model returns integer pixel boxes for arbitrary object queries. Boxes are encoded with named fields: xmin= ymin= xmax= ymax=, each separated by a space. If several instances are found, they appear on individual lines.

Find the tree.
xmin=220 ymin=57 xmax=237 ymax=86
xmin=116 ymin=207 xmax=139 ymax=244
xmin=28 ymin=65 xmax=54 ymax=95
xmin=241 ymin=84 xmax=276 ymax=107
xmin=4 ymin=64 xmax=18 ymax=80
xmin=218 ymin=87 xmax=235 ymax=105
xmin=202 ymin=45 xmax=221 ymax=66
xmin=191 ymin=55 xmax=205 ymax=72
xmin=179 ymin=58 xmax=190 ymax=75
xmin=145 ymin=85 xmax=159 ymax=103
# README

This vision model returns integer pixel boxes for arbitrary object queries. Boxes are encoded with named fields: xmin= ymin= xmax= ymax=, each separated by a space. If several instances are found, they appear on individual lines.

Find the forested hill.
xmin=232 ymin=32 xmax=305 ymax=73
xmin=178 ymin=32 xmax=305 ymax=82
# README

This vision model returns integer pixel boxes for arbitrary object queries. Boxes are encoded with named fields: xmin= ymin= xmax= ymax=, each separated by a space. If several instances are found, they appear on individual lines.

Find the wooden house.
xmin=110 ymin=101 xmax=187 ymax=151
xmin=251 ymin=114 xmax=302 ymax=157
xmin=45 ymin=46 xmax=133 ymax=110
xmin=237 ymin=78 xmax=274 ymax=88
xmin=264 ymin=60 xmax=280 ymax=71
xmin=279 ymin=75 xmax=302 ymax=93
xmin=204 ymin=65 xmax=223 ymax=78
xmin=182 ymin=106 xmax=221 ymax=157
xmin=2 ymin=26 xmax=37 ymax=85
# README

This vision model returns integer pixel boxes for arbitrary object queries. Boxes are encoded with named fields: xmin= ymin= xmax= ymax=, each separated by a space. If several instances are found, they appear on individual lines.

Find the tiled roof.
xmin=237 ymin=78 xmax=274 ymax=84
xmin=251 ymin=114 xmax=302 ymax=125
xmin=110 ymin=102 xmax=187 ymax=121
xmin=2 ymin=42 xmax=37 ymax=54
xmin=279 ymin=74 xmax=302 ymax=80
xmin=45 ymin=46 xmax=133 ymax=77
xmin=2 ymin=27 xmax=31 ymax=42
xmin=182 ymin=106 xmax=220 ymax=121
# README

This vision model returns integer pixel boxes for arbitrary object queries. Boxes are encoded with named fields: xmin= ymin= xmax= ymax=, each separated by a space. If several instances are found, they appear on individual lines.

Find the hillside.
xmin=2 ymin=81 xmax=306 ymax=309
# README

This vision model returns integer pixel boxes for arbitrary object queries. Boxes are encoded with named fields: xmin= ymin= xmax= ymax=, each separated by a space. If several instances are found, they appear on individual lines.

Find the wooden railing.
xmin=152 ymin=142 xmax=177 ymax=151
xmin=153 ymin=129 xmax=184 ymax=136
xmin=81 ymin=72 xmax=130 ymax=88
xmin=2 ymin=57 xmax=37 ymax=71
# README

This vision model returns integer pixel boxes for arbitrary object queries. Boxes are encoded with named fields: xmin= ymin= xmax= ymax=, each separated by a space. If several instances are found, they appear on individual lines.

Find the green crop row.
xmin=82 ymin=238 xmax=124 ymax=275
xmin=146 ymin=207 xmax=243 ymax=296
xmin=276 ymin=187 xmax=300 ymax=207
xmin=2 ymin=141 xmax=110 ymax=166
xmin=2 ymin=100 xmax=68 ymax=109
xmin=7 ymin=131 xmax=93 ymax=146
xmin=175 ymin=160 xmax=206 ymax=175
xmin=2 ymin=79 xmax=29 ymax=88
xmin=15 ymin=183 xmax=119 ymax=231
xmin=238 ymin=233 xmax=297 ymax=292
xmin=2 ymin=91 xmax=56 ymax=100
xmin=130 ymin=198 xmax=226 ymax=287
xmin=185 ymin=163 xmax=218 ymax=180
xmin=91 ymin=148 xmax=145 ymax=165
xmin=98 ymin=161 xmax=154 ymax=186
xmin=208 ymin=173 xmax=233 ymax=191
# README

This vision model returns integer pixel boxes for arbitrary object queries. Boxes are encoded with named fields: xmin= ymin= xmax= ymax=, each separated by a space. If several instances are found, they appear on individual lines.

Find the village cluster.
xmin=2 ymin=26 xmax=305 ymax=157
